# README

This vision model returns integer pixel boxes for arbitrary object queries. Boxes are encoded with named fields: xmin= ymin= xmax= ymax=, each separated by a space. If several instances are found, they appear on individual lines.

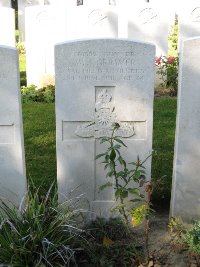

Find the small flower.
xmin=167 ymin=56 xmax=175 ymax=64
xmin=155 ymin=56 xmax=162 ymax=65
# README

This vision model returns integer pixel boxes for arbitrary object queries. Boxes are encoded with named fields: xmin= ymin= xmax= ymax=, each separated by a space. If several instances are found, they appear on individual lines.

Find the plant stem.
xmin=110 ymin=126 xmax=129 ymax=225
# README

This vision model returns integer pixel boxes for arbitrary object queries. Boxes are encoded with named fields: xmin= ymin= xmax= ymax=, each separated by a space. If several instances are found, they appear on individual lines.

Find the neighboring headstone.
xmin=55 ymin=39 xmax=155 ymax=218
xmin=0 ymin=0 xmax=11 ymax=7
xmin=171 ymin=37 xmax=200 ymax=222
xmin=0 ymin=46 xmax=26 ymax=206
xmin=18 ymin=0 xmax=67 ymax=42
xmin=66 ymin=0 xmax=118 ymax=40
xmin=18 ymin=0 xmax=43 ymax=42
xmin=0 ymin=8 xmax=15 ymax=47
xmin=178 ymin=0 xmax=200 ymax=51
xmin=126 ymin=0 xmax=170 ymax=56
xmin=25 ymin=5 xmax=67 ymax=87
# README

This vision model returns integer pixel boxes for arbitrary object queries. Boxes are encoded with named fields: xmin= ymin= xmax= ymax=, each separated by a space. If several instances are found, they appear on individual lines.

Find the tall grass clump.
xmin=0 ymin=184 xmax=83 ymax=267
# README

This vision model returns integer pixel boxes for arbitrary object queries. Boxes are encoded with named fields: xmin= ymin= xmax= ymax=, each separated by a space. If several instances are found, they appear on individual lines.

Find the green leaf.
xmin=95 ymin=153 xmax=106 ymax=159
xmin=115 ymin=188 xmax=121 ymax=199
xmin=115 ymin=188 xmax=128 ymax=199
xmin=105 ymin=154 xmax=109 ymax=161
xmin=118 ymin=156 xmax=126 ymax=168
xmin=121 ymin=189 xmax=128 ymax=199
xmin=128 ymin=188 xmax=141 ymax=196
xmin=106 ymin=170 xmax=114 ymax=177
xmin=129 ymin=162 xmax=138 ymax=166
xmin=99 ymin=182 xmax=113 ymax=192
xmin=100 ymin=137 xmax=109 ymax=144
xmin=116 ymin=171 xmax=126 ymax=178
xmin=109 ymin=149 xmax=116 ymax=161
xmin=104 ymin=163 xmax=110 ymax=170
xmin=130 ymin=198 xmax=143 ymax=202
xmin=113 ymin=138 xmax=127 ymax=147
xmin=113 ymin=144 xmax=121 ymax=150
xmin=134 ymin=170 xmax=143 ymax=179
xmin=109 ymin=161 xmax=115 ymax=170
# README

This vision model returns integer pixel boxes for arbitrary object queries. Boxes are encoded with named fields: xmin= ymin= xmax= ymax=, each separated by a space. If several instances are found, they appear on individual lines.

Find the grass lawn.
xmin=23 ymin=103 xmax=56 ymax=194
xmin=19 ymin=53 xmax=26 ymax=86
xmin=152 ymin=97 xmax=177 ymax=207
xmin=22 ymin=97 xmax=177 ymax=204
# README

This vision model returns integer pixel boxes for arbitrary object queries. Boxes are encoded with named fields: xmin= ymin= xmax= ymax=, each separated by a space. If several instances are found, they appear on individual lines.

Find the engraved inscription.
xmin=191 ymin=7 xmax=200 ymax=22
xmin=139 ymin=8 xmax=157 ymax=24
xmin=75 ymin=88 xmax=135 ymax=138
xmin=77 ymin=0 xmax=83 ymax=5
xmin=0 ymin=124 xmax=14 ymax=144
xmin=88 ymin=9 xmax=107 ymax=26
xmin=63 ymin=50 xmax=145 ymax=81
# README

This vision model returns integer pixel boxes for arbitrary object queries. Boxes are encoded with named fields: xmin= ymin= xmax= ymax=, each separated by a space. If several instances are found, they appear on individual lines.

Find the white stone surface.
xmin=0 ymin=46 xmax=26 ymax=207
xmin=178 ymin=0 xmax=200 ymax=51
xmin=171 ymin=37 xmax=200 ymax=222
xmin=55 ymin=39 xmax=155 ymax=218
xmin=126 ymin=0 xmax=170 ymax=56
xmin=25 ymin=5 xmax=68 ymax=87
xmin=0 ymin=8 xmax=15 ymax=47
xmin=18 ymin=0 xmax=67 ymax=42
xmin=0 ymin=0 xmax=11 ymax=7
xmin=66 ymin=1 xmax=118 ymax=40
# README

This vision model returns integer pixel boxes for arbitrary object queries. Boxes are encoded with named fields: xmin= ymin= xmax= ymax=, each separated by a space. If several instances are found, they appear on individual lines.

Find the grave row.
xmin=0 ymin=37 xmax=199 ymax=222
xmin=1 ymin=1 xmax=200 ymax=87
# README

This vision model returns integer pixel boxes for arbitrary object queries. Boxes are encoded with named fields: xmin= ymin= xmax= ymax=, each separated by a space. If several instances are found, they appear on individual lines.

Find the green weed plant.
xmin=96 ymin=123 xmax=151 ymax=225
xmin=0 ymin=184 xmax=82 ymax=266
xmin=81 ymin=217 xmax=137 ymax=267
xmin=185 ymin=220 xmax=200 ymax=255
xmin=21 ymin=84 xmax=55 ymax=103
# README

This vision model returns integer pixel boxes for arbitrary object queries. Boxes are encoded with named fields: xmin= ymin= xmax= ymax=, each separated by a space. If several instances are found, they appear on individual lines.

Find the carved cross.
xmin=61 ymin=86 xmax=147 ymax=213
xmin=75 ymin=88 xmax=135 ymax=139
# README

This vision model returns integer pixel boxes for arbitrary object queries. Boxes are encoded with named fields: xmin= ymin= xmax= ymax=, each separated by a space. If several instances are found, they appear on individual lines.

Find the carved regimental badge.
xmin=75 ymin=89 xmax=135 ymax=138
xmin=139 ymin=8 xmax=157 ymax=25
xmin=191 ymin=7 xmax=200 ymax=22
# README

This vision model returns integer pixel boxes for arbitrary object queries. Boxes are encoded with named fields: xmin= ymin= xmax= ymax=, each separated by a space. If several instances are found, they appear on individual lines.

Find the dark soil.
xmin=136 ymin=212 xmax=200 ymax=267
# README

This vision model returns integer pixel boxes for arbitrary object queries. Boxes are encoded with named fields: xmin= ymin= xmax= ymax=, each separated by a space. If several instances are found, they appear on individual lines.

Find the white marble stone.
xmin=0 ymin=0 xmax=11 ymax=7
xmin=126 ymin=0 xmax=170 ymax=56
xmin=0 ymin=8 xmax=15 ymax=47
xmin=25 ymin=5 xmax=68 ymax=87
xmin=55 ymin=39 xmax=155 ymax=218
xmin=66 ymin=1 xmax=118 ymax=40
xmin=0 ymin=46 xmax=27 ymax=207
xmin=18 ymin=0 xmax=67 ymax=42
xmin=178 ymin=0 xmax=200 ymax=51
xmin=171 ymin=37 xmax=200 ymax=222
xmin=18 ymin=1 xmax=43 ymax=43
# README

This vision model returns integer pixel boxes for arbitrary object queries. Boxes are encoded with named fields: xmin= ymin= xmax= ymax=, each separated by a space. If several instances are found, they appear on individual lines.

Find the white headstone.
xmin=178 ymin=0 xmax=200 ymax=51
xmin=66 ymin=1 xmax=118 ymax=40
xmin=25 ymin=6 xmax=68 ymax=87
xmin=0 ymin=8 xmax=15 ymax=47
xmin=171 ymin=38 xmax=200 ymax=222
xmin=126 ymin=0 xmax=170 ymax=56
xmin=0 ymin=46 xmax=26 ymax=206
xmin=55 ymin=39 xmax=155 ymax=218
xmin=18 ymin=0 xmax=67 ymax=42
xmin=0 ymin=0 xmax=11 ymax=7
